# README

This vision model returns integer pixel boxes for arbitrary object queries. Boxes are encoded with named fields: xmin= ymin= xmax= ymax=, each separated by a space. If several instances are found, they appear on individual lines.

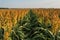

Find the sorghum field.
xmin=0 ymin=8 xmax=60 ymax=40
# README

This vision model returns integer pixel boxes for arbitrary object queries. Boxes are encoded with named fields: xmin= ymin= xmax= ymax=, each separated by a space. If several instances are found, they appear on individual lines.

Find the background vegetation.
xmin=0 ymin=9 xmax=60 ymax=40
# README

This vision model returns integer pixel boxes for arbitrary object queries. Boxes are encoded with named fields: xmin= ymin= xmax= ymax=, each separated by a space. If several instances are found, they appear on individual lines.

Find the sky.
xmin=0 ymin=0 xmax=60 ymax=8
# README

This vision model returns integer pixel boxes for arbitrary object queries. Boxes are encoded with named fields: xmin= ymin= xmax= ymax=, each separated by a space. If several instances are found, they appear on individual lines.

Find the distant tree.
xmin=0 ymin=8 xmax=8 ymax=9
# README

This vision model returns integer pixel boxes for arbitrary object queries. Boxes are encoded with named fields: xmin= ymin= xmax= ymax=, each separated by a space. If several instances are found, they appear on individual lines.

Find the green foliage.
xmin=10 ymin=10 xmax=55 ymax=40
xmin=0 ymin=27 xmax=4 ymax=40
xmin=55 ymin=30 xmax=60 ymax=40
